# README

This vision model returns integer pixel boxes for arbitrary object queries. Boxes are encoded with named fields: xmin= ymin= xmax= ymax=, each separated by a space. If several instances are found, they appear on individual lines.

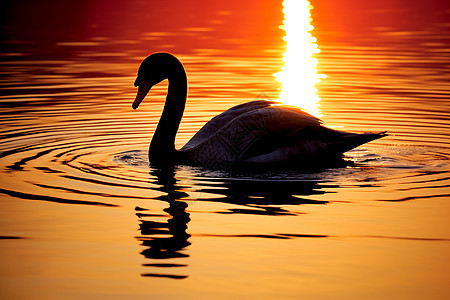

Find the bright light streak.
xmin=274 ymin=0 xmax=326 ymax=117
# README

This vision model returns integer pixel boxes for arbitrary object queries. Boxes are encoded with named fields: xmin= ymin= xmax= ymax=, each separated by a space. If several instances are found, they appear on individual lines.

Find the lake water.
xmin=1 ymin=0 xmax=449 ymax=299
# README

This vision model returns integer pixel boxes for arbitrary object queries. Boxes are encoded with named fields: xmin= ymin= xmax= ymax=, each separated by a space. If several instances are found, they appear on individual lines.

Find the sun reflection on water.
xmin=274 ymin=0 xmax=326 ymax=117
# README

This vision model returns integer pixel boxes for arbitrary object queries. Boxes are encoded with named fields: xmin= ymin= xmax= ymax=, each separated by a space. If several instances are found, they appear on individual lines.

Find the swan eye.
xmin=134 ymin=77 xmax=143 ymax=88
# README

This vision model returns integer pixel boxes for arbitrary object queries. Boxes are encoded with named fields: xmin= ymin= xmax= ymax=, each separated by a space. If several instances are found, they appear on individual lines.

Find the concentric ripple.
xmin=0 ymin=69 xmax=448 ymax=209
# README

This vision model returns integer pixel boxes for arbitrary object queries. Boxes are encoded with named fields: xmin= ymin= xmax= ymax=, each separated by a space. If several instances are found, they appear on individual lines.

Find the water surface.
xmin=1 ymin=0 xmax=449 ymax=298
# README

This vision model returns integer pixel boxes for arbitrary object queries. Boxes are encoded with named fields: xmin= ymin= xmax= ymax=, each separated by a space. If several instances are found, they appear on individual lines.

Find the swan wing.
xmin=182 ymin=104 xmax=322 ymax=166
xmin=181 ymin=100 xmax=280 ymax=150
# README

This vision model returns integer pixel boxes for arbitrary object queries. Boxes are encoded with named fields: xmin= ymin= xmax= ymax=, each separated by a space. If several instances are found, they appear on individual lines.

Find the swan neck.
xmin=149 ymin=66 xmax=187 ymax=163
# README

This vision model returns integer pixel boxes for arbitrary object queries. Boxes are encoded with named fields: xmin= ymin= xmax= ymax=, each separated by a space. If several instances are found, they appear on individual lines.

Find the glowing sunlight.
xmin=274 ymin=0 xmax=326 ymax=117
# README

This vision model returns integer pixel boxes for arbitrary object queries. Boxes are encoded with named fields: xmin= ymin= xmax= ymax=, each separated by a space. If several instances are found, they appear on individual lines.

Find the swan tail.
xmin=327 ymin=131 xmax=387 ymax=154
xmin=242 ymin=129 xmax=386 ymax=164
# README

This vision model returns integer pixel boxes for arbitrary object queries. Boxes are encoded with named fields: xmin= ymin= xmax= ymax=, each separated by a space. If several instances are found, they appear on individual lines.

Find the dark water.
xmin=1 ymin=0 xmax=449 ymax=298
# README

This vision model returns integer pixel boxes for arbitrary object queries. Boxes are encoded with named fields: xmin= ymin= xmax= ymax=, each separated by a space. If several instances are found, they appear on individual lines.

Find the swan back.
xmin=180 ymin=102 xmax=322 ymax=166
xmin=181 ymin=100 xmax=280 ymax=151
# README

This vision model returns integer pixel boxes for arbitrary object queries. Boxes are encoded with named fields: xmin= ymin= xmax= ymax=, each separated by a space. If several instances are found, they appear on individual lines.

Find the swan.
xmin=132 ymin=52 xmax=386 ymax=168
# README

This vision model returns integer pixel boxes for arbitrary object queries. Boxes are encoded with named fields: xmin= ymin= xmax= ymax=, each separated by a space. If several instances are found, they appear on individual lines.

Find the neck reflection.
xmin=136 ymin=167 xmax=191 ymax=279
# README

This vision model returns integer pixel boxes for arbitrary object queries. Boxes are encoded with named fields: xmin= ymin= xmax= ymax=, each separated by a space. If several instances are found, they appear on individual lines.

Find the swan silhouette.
xmin=132 ymin=52 xmax=386 ymax=168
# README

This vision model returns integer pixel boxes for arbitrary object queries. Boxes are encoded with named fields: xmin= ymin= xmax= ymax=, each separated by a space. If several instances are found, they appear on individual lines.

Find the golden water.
xmin=1 ymin=0 xmax=449 ymax=298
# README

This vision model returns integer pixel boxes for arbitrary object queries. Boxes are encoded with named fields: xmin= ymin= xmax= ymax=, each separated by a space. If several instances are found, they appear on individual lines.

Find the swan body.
xmin=132 ymin=52 xmax=386 ymax=168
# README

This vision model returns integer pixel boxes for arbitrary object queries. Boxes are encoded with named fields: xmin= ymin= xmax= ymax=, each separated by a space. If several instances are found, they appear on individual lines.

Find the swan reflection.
xmin=136 ymin=165 xmax=338 ymax=279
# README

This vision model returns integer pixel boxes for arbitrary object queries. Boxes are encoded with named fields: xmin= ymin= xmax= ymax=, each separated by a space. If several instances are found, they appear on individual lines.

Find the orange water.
xmin=1 ymin=0 xmax=449 ymax=299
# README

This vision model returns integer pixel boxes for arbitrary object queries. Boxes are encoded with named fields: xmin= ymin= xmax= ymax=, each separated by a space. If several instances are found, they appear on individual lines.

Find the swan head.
xmin=132 ymin=52 xmax=183 ymax=109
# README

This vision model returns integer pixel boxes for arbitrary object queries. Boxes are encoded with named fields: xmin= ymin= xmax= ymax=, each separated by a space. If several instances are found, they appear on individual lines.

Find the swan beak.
xmin=132 ymin=79 xmax=152 ymax=109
